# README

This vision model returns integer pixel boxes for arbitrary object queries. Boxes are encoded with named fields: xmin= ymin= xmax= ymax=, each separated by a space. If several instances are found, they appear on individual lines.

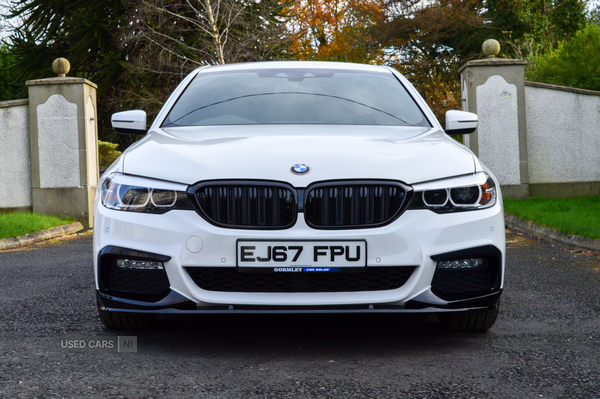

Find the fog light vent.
xmin=437 ymin=258 xmax=485 ymax=270
xmin=116 ymin=259 xmax=164 ymax=270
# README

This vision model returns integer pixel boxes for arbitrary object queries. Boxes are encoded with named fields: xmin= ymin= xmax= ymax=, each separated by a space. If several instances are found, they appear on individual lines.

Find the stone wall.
xmin=525 ymin=82 xmax=600 ymax=195
xmin=460 ymin=58 xmax=600 ymax=198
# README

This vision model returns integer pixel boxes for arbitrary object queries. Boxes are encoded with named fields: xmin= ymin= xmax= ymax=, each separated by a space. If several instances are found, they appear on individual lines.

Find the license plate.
xmin=236 ymin=240 xmax=367 ymax=272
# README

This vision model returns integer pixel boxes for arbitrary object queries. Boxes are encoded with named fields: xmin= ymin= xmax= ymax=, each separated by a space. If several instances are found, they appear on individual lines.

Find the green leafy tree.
xmin=98 ymin=140 xmax=122 ymax=169
xmin=526 ymin=23 xmax=600 ymax=91
xmin=372 ymin=0 xmax=590 ymax=122
xmin=489 ymin=0 xmax=587 ymax=58
xmin=5 ymin=0 xmax=127 ymax=96
xmin=5 ymin=0 xmax=130 ymax=145
xmin=0 ymin=44 xmax=22 ymax=101
xmin=5 ymin=0 xmax=290 ymax=147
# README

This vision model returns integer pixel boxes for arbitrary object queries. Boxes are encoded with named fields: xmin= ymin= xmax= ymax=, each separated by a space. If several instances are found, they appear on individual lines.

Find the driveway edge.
xmin=505 ymin=213 xmax=600 ymax=254
xmin=0 ymin=222 xmax=85 ymax=251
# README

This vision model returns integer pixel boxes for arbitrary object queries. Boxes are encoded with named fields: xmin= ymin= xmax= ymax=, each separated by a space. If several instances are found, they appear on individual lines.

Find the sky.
xmin=0 ymin=0 xmax=17 ymax=41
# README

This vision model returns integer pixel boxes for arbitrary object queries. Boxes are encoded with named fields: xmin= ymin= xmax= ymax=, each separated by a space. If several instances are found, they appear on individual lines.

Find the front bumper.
xmin=94 ymin=201 xmax=505 ymax=315
xmin=96 ymin=289 xmax=502 ymax=314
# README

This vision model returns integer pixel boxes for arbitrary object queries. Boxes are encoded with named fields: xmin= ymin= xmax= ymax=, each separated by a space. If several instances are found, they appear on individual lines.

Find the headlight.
xmin=409 ymin=172 xmax=497 ymax=213
xmin=100 ymin=174 xmax=192 ymax=213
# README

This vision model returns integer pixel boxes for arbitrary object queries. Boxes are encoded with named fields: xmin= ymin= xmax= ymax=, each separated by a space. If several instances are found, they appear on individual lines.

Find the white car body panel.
xmin=121 ymin=126 xmax=475 ymax=185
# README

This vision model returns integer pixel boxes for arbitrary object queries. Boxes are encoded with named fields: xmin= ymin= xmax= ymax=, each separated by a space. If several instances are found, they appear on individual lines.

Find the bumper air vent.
xmin=185 ymin=266 xmax=416 ymax=293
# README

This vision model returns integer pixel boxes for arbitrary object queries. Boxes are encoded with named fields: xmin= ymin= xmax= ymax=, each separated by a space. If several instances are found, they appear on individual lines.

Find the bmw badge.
xmin=291 ymin=164 xmax=310 ymax=175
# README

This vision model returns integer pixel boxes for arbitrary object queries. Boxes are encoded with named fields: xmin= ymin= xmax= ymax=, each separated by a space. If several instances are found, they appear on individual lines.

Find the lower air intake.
xmin=185 ymin=266 xmax=416 ymax=293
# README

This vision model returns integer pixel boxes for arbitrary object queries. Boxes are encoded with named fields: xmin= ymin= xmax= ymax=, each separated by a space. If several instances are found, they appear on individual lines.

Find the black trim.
xmin=98 ymin=246 xmax=171 ymax=262
xmin=98 ymin=246 xmax=172 ymax=302
xmin=97 ymin=290 xmax=197 ymax=311
xmin=430 ymin=245 xmax=501 ymax=262
xmin=113 ymin=127 xmax=148 ymax=135
xmin=97 ymin=288 xmax=500 ymax=314
xmin=430 ymin=245 xmax=503 ymax=301
xmin=445 ymin=127 xmax=476 ymax=135
xmin=405 ymin=289 xmax=502 ymax=310
xmin=98 ymin=306 xmax=499 ymax=315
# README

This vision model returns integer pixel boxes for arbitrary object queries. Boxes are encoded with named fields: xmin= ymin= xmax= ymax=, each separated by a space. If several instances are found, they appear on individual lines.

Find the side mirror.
xmin=111 ymin=110 xmax=148 ymax=135
xmin=445 ymin=110 xmax=478 ymax=135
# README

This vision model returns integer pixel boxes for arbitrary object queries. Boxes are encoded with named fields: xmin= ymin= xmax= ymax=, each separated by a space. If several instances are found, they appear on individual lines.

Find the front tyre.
xmin=97 ymin=300 xmax=155 ymax=330
xmin=438 ymin=305 xmax=499 ymax=331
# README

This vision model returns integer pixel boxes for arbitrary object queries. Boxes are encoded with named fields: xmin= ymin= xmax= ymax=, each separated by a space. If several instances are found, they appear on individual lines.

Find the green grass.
xmin=0 ymin=213 xmax=75 ymax=240
xmin=504 ymin=196 xmax=600 ymax=240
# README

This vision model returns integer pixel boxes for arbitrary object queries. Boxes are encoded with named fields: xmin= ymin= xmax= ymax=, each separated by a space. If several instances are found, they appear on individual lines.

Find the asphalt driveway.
xmin=1 ymin=230 xmax=599 ymax=398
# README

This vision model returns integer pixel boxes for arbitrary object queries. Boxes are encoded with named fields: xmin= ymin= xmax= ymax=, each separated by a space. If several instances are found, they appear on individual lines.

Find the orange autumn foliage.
xmin=284 ymin=0 xmax=386 ymax=63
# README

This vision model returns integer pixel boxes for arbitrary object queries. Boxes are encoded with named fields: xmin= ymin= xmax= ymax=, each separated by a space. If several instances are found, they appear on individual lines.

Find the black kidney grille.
xmin=185 ymin=267 xmax=415 ymax=293
xmin=189 ymin=181 xmax=297 ymax=229
xmin=304 ymin=182 xmax=410 ymax=228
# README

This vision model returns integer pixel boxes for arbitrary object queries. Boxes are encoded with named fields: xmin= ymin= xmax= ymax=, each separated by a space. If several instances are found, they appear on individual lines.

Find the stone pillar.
xmin=459 ymin=41 xmax=529 ymax=198
xmin=0 ymin=99 xmax=31 ymax=213
xmin=26 ymin=58 xmax=99 ymax=227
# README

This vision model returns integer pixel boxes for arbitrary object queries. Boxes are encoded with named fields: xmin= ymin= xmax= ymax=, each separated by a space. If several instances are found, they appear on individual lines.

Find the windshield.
xmin=162 ymin=68 xmax=431 ymax=127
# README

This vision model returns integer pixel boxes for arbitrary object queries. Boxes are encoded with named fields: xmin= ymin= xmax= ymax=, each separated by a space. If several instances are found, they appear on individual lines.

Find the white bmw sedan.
xmin=94 ymin=61 xmax=505 ymax=331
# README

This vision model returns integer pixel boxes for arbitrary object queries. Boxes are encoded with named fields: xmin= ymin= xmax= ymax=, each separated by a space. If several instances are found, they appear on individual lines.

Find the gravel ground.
xmin=1 ymin=230 xmax=599 ymax=398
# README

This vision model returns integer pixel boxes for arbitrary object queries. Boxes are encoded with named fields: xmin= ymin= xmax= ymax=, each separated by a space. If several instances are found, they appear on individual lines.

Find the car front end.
xmin=94 ymin=61 xmax=505 ymax=331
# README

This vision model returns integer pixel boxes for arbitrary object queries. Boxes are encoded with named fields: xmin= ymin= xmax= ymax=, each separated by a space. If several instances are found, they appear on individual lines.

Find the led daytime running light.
xmin=116 ymin=259 xmax=165 ymax=270
xmin=437 ymin=258 xmax=485 ymax=269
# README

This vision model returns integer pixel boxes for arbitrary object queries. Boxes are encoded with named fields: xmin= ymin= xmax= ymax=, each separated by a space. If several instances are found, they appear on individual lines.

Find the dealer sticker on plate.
xmin=236 ymin=240 xmax=367 ymax=272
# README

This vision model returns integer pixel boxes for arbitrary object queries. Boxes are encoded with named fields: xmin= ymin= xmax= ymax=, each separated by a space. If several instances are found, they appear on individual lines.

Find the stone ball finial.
xmin=52 ymin=58 xmax=71 ymax=77
xmin=482 ymin=39 xmax=501 ymax=58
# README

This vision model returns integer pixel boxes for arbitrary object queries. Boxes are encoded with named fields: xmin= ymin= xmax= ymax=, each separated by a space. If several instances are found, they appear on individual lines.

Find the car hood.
xmin=120 ymin=125 xmax=475 ymax=186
